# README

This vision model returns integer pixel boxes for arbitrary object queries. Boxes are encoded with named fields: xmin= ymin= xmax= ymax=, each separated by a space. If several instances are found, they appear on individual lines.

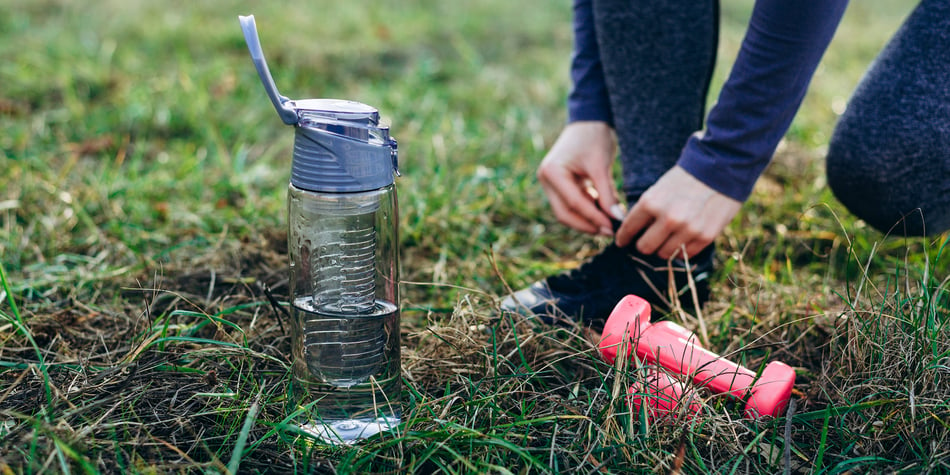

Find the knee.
xmin=825 ymin=123 xmax=936 ymax=236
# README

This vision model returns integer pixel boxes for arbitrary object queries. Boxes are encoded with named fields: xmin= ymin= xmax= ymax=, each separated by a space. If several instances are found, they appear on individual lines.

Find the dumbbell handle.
xmin=635 ymin=321 xmax=756 ymax=400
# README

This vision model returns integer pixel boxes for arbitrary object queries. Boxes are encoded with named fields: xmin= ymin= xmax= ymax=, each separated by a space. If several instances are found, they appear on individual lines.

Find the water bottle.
xmin=239 ymin=15 xmax=401 ymax=444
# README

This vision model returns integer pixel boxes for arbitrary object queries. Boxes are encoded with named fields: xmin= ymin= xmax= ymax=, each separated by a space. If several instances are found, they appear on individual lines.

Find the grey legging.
xmin=593 ymin=0 xmax=718 ymax=201
xmin=594 ymin=0 xmax=950 ymax=236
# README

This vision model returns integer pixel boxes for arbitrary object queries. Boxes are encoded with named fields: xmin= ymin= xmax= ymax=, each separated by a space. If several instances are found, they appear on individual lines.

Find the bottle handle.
xmin=239 ymin=15 xmax=298 ymax=125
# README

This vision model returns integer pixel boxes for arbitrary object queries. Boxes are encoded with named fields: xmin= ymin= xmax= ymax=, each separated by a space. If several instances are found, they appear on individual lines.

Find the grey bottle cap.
xmin=291 ymin=99 xmax=398 ymax=193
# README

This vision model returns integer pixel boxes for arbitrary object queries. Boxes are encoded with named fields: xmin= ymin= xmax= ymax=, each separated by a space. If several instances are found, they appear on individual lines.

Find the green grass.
xmin=2 ymin=0 xmax=949 ymax=473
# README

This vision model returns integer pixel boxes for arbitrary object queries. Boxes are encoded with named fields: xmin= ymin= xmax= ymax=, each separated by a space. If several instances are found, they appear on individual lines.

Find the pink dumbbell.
xmin=599 ymin=295 xmax=795 ymax=419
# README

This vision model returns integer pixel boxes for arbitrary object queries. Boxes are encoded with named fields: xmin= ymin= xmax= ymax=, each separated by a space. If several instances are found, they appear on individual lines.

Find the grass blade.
xmin=227 ymin=389 xmax=263 ymax=475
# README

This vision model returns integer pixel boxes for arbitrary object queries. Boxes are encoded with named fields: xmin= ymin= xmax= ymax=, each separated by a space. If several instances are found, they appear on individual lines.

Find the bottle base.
xmin=297 ymin=416 xmax=400 ymax=445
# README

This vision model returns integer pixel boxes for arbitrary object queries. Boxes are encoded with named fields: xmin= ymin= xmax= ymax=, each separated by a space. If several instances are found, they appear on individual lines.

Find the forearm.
xmin=678 ymin=0 xmax=849 ymax=202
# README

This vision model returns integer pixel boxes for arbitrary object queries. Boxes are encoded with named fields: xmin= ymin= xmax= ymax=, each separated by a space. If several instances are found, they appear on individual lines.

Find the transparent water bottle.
xmin=239 ymin=15 xmax=401 ymax=444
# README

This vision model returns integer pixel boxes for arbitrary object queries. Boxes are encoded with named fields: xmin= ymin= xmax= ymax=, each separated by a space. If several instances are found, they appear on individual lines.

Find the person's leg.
xmin=827 ymin=0 xmax=950 ymax=236
xmin=593 ymin=0 xmax=719 ymax=200
xmin=502 ymin=1 xmax=720 ymax=327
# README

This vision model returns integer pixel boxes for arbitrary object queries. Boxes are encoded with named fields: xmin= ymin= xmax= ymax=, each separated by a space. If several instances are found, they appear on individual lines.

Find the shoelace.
xmin=546 ymin=243 xmax=712 ymax=294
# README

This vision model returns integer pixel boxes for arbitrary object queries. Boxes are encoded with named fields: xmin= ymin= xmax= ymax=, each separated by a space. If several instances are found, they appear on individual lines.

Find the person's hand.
xmin=616 ymin=165 xmax=741 ymax=259
xmin=537 ymin=121 xmax=623 ymax=236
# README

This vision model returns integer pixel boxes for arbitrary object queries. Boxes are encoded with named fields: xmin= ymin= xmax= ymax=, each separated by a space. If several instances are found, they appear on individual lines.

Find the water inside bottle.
xmin=293 ymin=297 xmax=396 ymax=387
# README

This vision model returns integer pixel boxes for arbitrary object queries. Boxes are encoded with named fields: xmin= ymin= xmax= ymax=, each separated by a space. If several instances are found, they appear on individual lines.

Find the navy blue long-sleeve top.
xmin=568 ymin=0 xmax=849 ymax=202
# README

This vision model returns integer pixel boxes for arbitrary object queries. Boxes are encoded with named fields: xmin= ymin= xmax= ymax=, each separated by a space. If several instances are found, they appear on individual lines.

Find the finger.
xmin=543 ymin=183 xmax=608 ymax=235
xmin=543 ymin=172 xmax=614 ymax=232
xmin=587 ymin=167 xmax=623 ymax=223
xmin=586 ymin=184 xmax=623 ymax=232
xmin=615 ymin=200 xmax=653 ymax=248
xmin=656 ymin=220 xmax=718 ymax=259
xmin=634 ymin=217 xmax=672 ymax=256
xmin=656 ymin=232 xmax=692 ymax=261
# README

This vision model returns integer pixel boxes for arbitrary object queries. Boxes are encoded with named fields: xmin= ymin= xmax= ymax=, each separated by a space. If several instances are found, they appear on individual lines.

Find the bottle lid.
xmin=291 ymin=99 xmax=398 ymax=192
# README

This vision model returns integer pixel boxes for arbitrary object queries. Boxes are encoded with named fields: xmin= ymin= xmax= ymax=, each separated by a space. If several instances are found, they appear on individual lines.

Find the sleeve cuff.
xmin=677 ymin=133 xmax=764 ymax=203
xmin=567 ymin=97 xmax=614 ymax=125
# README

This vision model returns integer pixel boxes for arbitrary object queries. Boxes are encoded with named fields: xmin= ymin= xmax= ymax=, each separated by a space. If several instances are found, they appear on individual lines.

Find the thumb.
xmin=589 ymin=169 xmax=624 ymax=223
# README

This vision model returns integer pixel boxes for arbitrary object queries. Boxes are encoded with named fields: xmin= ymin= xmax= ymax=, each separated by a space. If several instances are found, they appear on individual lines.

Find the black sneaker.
xmin=500 ymin=243 xmax=714 ymax=330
